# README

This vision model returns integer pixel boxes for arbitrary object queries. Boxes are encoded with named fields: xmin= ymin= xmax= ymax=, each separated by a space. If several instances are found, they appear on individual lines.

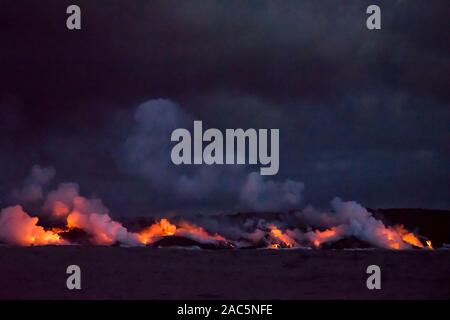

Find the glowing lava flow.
xmin=177 ymin=221 xmax=226 ymax=243
xmin=137 ymin=219 xmax=177 ymax=244
xmin=267 ymin=224 xmax=296 ymax=248
xmin=0 ymin=166 xmax=439 ymax=249
xmin=136 ymin=219 xmax=226 ymax=245
xmin=310 ymin=228 xmax=340 ymax=248
xmin=395 ymin=225 xmax=425 ymax=249
xmin=0 ymin=206 xmax=65 ymax=246
xmin=0 ymin=204 xmax=436 ymax=250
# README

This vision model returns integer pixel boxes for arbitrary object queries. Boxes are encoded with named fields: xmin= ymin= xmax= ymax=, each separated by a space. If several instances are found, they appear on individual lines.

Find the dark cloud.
xmin=0 ymin=0 xmax=448 ymax=214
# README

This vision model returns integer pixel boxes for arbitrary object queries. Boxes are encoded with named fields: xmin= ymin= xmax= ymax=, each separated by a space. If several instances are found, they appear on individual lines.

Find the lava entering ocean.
xmin=0 ymin=167 xmax=435 ymax=250
xmin=0 ymin=204 xmax=434 ymax=250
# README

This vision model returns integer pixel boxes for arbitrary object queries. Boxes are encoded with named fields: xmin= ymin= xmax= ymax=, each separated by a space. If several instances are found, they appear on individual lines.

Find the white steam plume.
xmin=119 ymin=99 xmax=304 ymax=211
xmin=11 ymin=165 xmax=55 ymax=203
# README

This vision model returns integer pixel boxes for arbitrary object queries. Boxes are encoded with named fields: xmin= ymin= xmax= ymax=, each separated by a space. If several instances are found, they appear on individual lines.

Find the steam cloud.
xmin=0 ymin=166 xmax=432 ymax=250
xmin=119 ymin=99 xmax=303 ymax=211
xmin=240 ymin=172 xmax=303 ymax=211
xmin=297 ymin=198 xmax=411 ymax=249
xmin=0 ymin=205 xmax=64 ymax=246
xmin=44 ymin=182 xmax=138 ymax=246
xmin=0 ymin=99 xmax=434 ymax=250
xmin=11 ymin=165 xmax=55 ymax=203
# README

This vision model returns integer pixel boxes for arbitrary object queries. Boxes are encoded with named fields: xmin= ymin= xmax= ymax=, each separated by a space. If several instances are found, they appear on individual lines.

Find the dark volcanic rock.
xmin=322 ymin=236 xmax=373 ymax=250
xmin=370 ymin=208 xmax=450 ymax=247
xmin=151 ymin=236 xmax=234 ymax=250
xmin=59 ymin=228 xmax=91 ymax=245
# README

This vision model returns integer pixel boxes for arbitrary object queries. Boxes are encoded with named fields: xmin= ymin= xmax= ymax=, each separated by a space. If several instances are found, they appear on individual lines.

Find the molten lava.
xmin=395 ymin=225 xmax=426 ymax=249
xmin=177 ymin=221 xmax=226 ymax=243
xmin=267 ymin=224 xmax=296 ymax=248
xmin=0 ymin=206 xmax=66 ymax=246
xmin=0 ymin=201 xmax=437 ymax=250
xmin=310 ymin=228 xmax=340 ymax=248
xmin=0 ymin=166 xmax=440 ymax=249
xmin=136 ymin=219 xmax=226 ymax=245
xmin=137 ymin=218 xmax=177 ymax=244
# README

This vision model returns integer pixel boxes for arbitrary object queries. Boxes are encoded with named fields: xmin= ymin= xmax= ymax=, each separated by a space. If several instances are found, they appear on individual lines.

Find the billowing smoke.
xmin=240 ymin=172 xmax=304 ymax=211
xmin=66 ymin=211 xmax=138 ymax=246
xmin=0 ymin=205 xmax=64 ymax=246
xmin=119 ymin=98 xmax=304 ymax=211
xmin=296 ymin=198 xmax=411 ymax=249
xmin=1 ymin=170 xmax=235 ymax=247
xmin=119 ymin=99 xmax=204 ymax=197
xmin=43 ymin=183 xmax=108 ymax=217
xmin=11 ymin=165 xmax=55 ymax=203
xmin=0 ymin=109 xmax=434 ymax=250
xmin=43 ymin=182 xmax=138 ymax=246
xmin=210 ymin=197 xmax=430 ymax=250
xmin=0 ymin=169 xmax=433 ymax=249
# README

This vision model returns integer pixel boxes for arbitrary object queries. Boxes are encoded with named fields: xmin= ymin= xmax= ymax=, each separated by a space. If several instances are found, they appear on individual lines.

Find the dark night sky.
xmin=0 ymin=0 xmax=449 ymax=215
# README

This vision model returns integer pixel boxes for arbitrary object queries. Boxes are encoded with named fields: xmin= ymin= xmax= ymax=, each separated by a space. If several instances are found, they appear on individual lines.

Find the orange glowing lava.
xmin=0 ymin=206 xmax=66 ymax=246
xmin=268 ymin=224 xmax=295 ymax=248
xmin=177 ymin=221 xmax=226 ymax=243
xmin=375 ymin=227 xmax=405 ymax=250
xmin=311 ymin=228 xmax=338 ymax=248
xmin=137 ymin=219 xmax=226 ymax=245
xmin=27 ymin=228 xmax=63 ymax=246
xmin=395 ymin=225 xmax=425 ymax=248
xmin=137 ymin=218 xmax=177 ymax=244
